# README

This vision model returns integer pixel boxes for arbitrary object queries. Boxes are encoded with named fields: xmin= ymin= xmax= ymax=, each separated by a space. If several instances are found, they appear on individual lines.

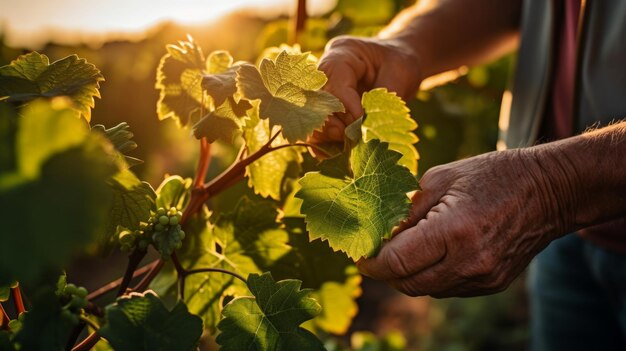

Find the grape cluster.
xmin=60 ymin=283 xmax=88 ymax=325
xmin=118 ymin=225 xmax=151 ymax=253
xmin=149 ymin=207 xmax=185 ymax=257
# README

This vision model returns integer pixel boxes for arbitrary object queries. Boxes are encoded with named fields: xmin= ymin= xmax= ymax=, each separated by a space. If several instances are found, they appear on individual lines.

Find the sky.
xmin=0 ymin=0 xmax=335 ymax=47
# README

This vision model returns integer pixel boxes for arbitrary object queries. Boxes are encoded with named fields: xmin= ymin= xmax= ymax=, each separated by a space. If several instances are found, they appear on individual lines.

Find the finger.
xmin=357 ymin=217 xmax=448 ymax=281
xmin=319 ymin=57 xmax=365 ymax=118
xmin=309 ymin=117 xmax=346 ymax=143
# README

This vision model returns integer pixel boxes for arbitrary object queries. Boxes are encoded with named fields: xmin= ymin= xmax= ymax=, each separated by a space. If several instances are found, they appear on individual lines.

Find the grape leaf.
xmin=104 ymin=169 xmax=156 ymax=249
xmin=201 ymin=51 xmax=237 ymax=106
xmin=91 ymin=122 xmax=143 ymax=168
xmin=99 ymin=291 xmax=202 ymax=351
xmin=271 ymin=217 xmax=361 ymax=335
xmin=193 ymin=96 xmax=251 ymax=143
xmin=0 ymin=52 xmax=103 ymax=121
xmin=155 ymin=175 xmax=192 ymax=211
xmin=362 ymin=88 xmax=419 ymax=174
xmin=216 ymin=272 xmax=324 ymax=351
xmin=296 ymin=139 xmax=418 ymax=259
xmin=156 ymin=38 xmax=209 ymax=126
xmin=244 ymin=103 xmax=304 ymax=200
xmin=0 ymin=100 xmax=118 ymax=285
xmin=237 ymin=50 xmax=344 ymax=142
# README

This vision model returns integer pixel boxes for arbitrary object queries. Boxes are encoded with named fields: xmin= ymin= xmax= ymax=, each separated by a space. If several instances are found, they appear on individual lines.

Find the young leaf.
xmin=296 ymin=139 xmax=418 ymax=260
xmin=91 ymin=122 xmax=143 ymax=168
xmin=237 ymin=50 xmax=344 ymax=142
xmin=99 ymin=291 xmax=203 ymax=351
xmin=216 ymin=272 xmax=325 ymax=351
xmin=155 ymin=175 xmax=192 ymax=211
xmin=104 ymin=169 xmax=156 ymax=248
xmin=362 ymin=88 xmax=419 ymax=174
xmin=0 ymin=52 xmax=103 ymax=121
xmin=156 ymin=38 xmax=209 ymax=126
xmin=244 ymin=103 xmax=304 ymax=200
xmin=192 ymin=96 xmax=251 ymax=143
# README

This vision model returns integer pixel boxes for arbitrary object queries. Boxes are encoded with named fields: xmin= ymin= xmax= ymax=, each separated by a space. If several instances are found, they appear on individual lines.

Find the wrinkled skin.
xmin=310 ymin=36 xmax=422 ymax=143
xmin=357 ymin=148 xmax=571 ymax=297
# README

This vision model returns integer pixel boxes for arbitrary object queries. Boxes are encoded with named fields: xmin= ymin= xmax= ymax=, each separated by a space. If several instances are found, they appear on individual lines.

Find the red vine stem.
xmin=71 ymin=332 xmax=99 ymax=351
xmin=116 ymin=250 xmax=146 ymax=297
xmin=87 ymin=260 xmax=159 ymax=301
xmin=193 ymin=138 xmax=211 ymax=188
xmin=11 ymin=286 xmax=25 ymax=314
xmin=0 ymin=303 xmax=10 ymax=330
xmin=131 ymin=259 xmax=165 ymax=292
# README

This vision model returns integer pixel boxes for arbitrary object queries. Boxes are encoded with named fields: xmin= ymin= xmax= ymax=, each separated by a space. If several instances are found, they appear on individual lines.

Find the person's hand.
xmin=311 ymin=36 xmax=423 ymax=143
xmin=358 ymin=148 xmax=576 ymax=297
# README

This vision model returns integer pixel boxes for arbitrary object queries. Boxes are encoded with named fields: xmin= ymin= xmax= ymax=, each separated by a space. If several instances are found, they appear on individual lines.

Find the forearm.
xmin=379 ymin=0 xmax=522 ymax=80
xmin=526 ymin=121 xmax=626 ymax=235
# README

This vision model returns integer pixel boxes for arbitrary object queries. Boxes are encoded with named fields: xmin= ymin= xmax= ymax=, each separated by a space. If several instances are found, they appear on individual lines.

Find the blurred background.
xmin=0 ymin=0 xmax=527 ymax=349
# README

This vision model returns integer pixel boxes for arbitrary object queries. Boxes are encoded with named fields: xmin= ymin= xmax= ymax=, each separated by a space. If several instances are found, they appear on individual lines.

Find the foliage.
xmin=0 ymin=29 xmax=422 ymax=349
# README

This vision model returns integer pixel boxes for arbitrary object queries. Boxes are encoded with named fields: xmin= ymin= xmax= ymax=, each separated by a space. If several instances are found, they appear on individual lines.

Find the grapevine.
xmin=0 ymin=29 xmax=419 ymax=351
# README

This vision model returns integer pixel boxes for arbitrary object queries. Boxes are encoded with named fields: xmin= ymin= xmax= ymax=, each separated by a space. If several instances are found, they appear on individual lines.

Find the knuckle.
xmin=383 ymin=248 xmax=412 ymax=278
xmin=392 ymin=279 xmax=423 ymax=297
xmin=471 ymin=251 xmax=498 ymax=277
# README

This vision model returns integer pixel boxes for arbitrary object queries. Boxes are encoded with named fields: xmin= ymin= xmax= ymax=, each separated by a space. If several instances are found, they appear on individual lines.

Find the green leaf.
xmin=156 ymin=38 xmax=209 ymax=126
xmin=272 ymin=218 xmax=361 ymax=335
xmin=12 ymin=290 xmax=75 ymax=351
xmin=244 ymin=103 xmax=304 ymax=200
xmin=155 ymin=175 xmax=192 ymax=211
xmin=0 ymin=101 xmax=118 ymax=285
xmin=0 ymin=52 xmax=103 ymax=121
xmin=91 ymin=122 xmax=143 ymax=168
xmin=99 ymin=291 xmax=203 ymax=351
xmin=335 ymin=0 xmax=395 ymax=26
xmin=192 ymin=96 xmax=251 ymax=143
xmin=104 ymin=169 xmax=156 ymax=249
xmin=237 ymin=50 xmax=344 ymax=142
xmin=201 ymin=50 xmax=237 ymax=106
xmin=216 ymin=272 xmax=324 ymax=351
xmin=362 ymin=88 xmax=419 ymax=174
xmin=296 ymin=139 xmax=418 ymax=259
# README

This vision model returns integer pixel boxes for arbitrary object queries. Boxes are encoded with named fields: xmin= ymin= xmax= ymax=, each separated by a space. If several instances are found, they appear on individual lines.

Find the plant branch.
xmin=87 ymin=260 xmax=158 ymax=301
xmin=131 ymin=259 xmax=165 ymax=292
xmin=193 ymin=138 xmax=211 ymax=188
xmin=66 ymin=324 xmax=85 ymax=351
xmin=80 ymin=315 xmax=100 ymax=331
xmin=185 ymin=268 xmax=247 ymax=284
xmin=0 ymin=303 xmax=10 ymax=330
xmin=71 ymin=332 xmax=99 ymax=351
xmin=11 ymin=286 xmax=26 ymax=314
xmin=116 ymin=250 xmax=146 ymax=297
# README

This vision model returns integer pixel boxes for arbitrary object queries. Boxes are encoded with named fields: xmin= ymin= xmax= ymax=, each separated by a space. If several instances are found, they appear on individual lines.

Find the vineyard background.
xmin=0 ymin=0 xmax=528 ymax=349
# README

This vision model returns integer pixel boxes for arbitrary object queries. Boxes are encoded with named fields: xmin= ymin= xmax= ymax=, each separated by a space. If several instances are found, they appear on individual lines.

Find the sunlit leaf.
xmin=193 ymin=96 xmax=251 ymax=142
xmin=296 ymin=139 xmax=418 ymax=259
xmin=244 ymin=103 xmax=304 ymax=200
xmin=91 ymin=122 xmax=143 ymax=168
xmin=362 ymin=88 xmax=419 ymax=174
xmin=237 ymin=50 xmax=344 ymax=142
xmin=156 ymin=38 xmax=209 ymax=126
xmin=0 ymin=52 xmax=103 ymax=121
xmin=99 ymin=291 xmax=203 ymax=351
xmin=155 ymin=175 xmax=192 ymax=211
xmin=216 ymin=272 xmax=324 ymax=351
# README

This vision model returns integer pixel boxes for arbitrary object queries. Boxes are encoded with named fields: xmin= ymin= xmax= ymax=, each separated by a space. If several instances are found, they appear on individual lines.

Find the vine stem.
xmin=11 ymin=286 xmax=26 ymax=314
xmin=186 ymin=268 xmax=246 ymax=284
xmin=87 ymin=260 xmax=159 ymax=301
xmin=193 ymin=138 xmax=211 ymax=188
xmin=116 ymin=250 xmax=146 ymax=297
xmin=0 ymin=303 xmax=10 ymax=330
xmin=71 ymin=332 xmax=99 ymax=351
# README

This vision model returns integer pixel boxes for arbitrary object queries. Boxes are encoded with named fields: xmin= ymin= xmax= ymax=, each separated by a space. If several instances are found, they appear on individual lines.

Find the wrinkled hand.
xmin=311 ymin=36 xmax=422 ymax=143
xmin=358 ymin=149 xmax=569 ymax=297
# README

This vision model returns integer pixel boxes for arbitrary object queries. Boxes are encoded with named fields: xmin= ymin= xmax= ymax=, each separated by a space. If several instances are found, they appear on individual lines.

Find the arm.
xmin=358 ymin=121 xmax=626 ymax=297
xmin=314 ymin=0 xmax=522 ymax=142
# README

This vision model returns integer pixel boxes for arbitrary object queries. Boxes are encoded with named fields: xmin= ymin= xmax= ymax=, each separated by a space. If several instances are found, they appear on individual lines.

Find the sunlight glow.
xmin=0 ymin=0 xmax=335 ymax=46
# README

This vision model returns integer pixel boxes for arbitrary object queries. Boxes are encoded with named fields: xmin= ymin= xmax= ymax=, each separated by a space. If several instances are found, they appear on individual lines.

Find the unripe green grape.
xmin=179 ymin=230 xmax=185 ymax=240
xmin=169 ymin=216 xmax=179 ymax=225
xmin=70 ymin=295 xmax=87 ymax=309
xmin=65 ymin=284 xmax=78 ymax=295
xmin=175 ymin=241 xmax=183 ymax=249
xmin=158 ymin=215 xmax=170 ymax=225
xmin=61 ymin=309 xmax=79 ymax=325
xmin=151 ymin=216 xmax=159 ymax=224
xmin=75 ymin=287 xmax=88 ymax=299
xmin=168 ymin=207 xmax=178 ymax=216
xmin=155 ymin=223 xmax=165 ymax=232
xmin=157 ymin=207 xmax=167 ymax=216
xmin=9 ymin=281 xmax=18 ymax=289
